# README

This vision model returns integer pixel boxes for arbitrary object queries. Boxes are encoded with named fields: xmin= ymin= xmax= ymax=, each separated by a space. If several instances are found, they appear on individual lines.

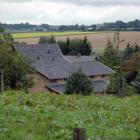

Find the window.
xmin=51 ymin=79 xmax=57 ymax=83
xmin=64 ymin=78 xmax=67 ymax=82
xmin=90 ymin=76 xmax=96 ymax=79
xmin=37 ymin=56 xmax=40 ymax=60
xmin=101 ymin=75 xmax=106 ymax=78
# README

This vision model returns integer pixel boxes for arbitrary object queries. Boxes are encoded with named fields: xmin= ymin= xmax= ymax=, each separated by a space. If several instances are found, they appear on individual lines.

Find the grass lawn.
xmin=0 ymin=91 xmax=140 ymax=140
xmin=12 ymin=31 xmax=108 ymax=39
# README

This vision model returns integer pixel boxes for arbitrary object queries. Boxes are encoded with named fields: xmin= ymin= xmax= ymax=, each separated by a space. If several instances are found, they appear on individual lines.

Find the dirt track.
xmin=15 ymin=32 xmax=140 ymax=52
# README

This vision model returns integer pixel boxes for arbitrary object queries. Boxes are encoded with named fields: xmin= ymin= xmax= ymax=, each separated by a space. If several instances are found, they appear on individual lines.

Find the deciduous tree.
xmin=0 ymin=46 xmax=32 ymax=90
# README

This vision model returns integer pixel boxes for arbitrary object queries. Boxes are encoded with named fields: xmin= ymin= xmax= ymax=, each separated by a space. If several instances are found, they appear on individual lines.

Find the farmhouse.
xmin=14 ymin=43 xmax=115 ymax=94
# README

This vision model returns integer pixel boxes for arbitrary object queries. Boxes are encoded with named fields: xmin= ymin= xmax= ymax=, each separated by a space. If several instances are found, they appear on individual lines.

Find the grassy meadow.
xmin=0 ymin=91 xmax=140 ymax=140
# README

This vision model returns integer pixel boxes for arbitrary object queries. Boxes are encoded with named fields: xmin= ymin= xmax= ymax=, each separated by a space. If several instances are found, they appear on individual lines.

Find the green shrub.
xmin=65 ymin=69 xmax=93 ymax=95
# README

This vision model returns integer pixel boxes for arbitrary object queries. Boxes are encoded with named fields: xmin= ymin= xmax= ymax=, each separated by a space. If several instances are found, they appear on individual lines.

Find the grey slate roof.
xmin=47 ymin=80 xmax=108 ymax=94
xmin=14 ymin=43 xmax=115 ymax=79
xmin=65 ymin=56 xmax=95 ymax=62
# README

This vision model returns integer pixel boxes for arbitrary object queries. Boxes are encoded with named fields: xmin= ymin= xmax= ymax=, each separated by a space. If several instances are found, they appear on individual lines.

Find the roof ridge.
xmin=97 ymin=61 xmax=116 ymax=73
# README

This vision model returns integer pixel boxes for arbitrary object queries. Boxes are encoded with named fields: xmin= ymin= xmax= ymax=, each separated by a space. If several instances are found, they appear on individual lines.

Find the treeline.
xmin=59 ymin=20 xmax=140 ymax=31
xmin=98 ymin=20 xmax=140 ymax=31
xmin=2 ymin=23 xmax=55 ymax=32
xmin=2 ymin=22 xmax=87 ymax=32
xmin=2 ymin=19 xmax=140 ymax=32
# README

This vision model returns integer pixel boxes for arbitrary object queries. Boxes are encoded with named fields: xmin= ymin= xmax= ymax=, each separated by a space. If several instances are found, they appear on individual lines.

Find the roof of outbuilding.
xmin=14 ymin=43 xmax=114 ymax=79
xmin=47 ymin=80 xmax=108 ymax=94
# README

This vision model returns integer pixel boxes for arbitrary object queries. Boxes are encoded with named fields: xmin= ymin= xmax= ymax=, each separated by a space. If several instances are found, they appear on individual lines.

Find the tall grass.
xmin=0 ymin=91 xmax=139 ymax=140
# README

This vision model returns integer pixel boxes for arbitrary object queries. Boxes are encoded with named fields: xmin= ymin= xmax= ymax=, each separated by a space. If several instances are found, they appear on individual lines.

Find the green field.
xmin=0 ymin=91 xmax=140 ymax=140
xmin=12 ymin=31 xmax=103 ymax=39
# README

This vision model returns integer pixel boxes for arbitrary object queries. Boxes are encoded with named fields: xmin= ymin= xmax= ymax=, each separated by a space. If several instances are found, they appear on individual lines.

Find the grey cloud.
xmin=0 ymin=0 xmax=140 ymax=6
xmin=48 ymin=0 xmax=140 ymax=6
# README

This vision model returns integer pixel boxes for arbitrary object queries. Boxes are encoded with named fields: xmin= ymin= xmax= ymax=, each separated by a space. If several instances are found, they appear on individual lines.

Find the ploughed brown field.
xmin=15 ymin=31 xmax=140 ymax=52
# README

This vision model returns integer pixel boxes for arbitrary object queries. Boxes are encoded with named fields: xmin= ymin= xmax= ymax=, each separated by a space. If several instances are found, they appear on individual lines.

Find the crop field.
xmin=12 ymin=31 xmax=100 ymax=39
xmin=0 ymin=91 xmax=140 ymax=140
xmin=14 ymin=31 xmax=140 ymax=52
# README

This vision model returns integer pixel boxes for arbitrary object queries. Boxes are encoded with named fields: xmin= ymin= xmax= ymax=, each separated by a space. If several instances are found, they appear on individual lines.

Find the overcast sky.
xmin=0 ymin=0 xmax=140 ymax=25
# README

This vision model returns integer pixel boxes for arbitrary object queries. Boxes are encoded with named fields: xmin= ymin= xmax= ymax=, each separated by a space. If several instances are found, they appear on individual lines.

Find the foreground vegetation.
xmin=0 ymin=91 xmax=140 ymax=140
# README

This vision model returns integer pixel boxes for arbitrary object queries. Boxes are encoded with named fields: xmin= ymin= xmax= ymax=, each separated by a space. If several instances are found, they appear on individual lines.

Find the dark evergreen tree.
xmin=58 ymin=38 xmax=70 ymax=55
xmin=48 ymin=35 xmax=56 ymax=43
xmin=102 ymin=40 xmax=119 ymax=69
xmin=80 ymin=36 xmax=92 ymax=55
xmin=58 ymin=37 xmax=92 ymax=55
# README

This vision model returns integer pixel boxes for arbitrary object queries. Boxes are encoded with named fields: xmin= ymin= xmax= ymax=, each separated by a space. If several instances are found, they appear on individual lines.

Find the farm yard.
xmin=14 ymin=31 xmax=140 ymax=52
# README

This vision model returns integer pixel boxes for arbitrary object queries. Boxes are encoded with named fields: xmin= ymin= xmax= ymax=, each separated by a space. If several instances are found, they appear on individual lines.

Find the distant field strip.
xmin=12 ymin=31 xmax=108 ymax=39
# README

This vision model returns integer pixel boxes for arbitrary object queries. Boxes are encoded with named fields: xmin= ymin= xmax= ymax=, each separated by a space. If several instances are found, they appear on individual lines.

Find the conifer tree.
xmin=102 ymin=40 xmax=119 ymax=69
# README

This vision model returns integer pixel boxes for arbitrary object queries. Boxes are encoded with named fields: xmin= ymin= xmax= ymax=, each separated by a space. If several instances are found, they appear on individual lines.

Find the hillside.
xmin=0 ymin=91 xmax=140 ymax=140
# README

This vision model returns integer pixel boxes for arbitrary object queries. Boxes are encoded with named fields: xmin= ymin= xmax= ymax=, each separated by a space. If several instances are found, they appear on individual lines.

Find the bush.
xmin=65 ymin=69 xmax=93 ymax=95
xmin=107 ymin=74 xmax=137 ymax=96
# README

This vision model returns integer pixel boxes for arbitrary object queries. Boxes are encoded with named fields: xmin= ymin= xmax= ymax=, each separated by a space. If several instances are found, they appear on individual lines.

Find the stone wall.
xmin=29 ymin=70 xmax=50 ymax=93
xmin=29 ymin=71 xmax=110 ymax=93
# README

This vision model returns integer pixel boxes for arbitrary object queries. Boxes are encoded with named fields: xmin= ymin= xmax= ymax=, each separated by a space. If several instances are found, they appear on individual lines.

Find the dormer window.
xmin=48 ymin=50 xmax=50 ymax=54
xmin=37 ymin=56 xmax=40 ymax=60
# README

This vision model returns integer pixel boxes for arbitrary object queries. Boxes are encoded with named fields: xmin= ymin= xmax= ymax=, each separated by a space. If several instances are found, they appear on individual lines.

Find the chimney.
xmin=91 ymin=52 xmax=97 ymax=61
xmin=52 ymin=57 xmax=55 ymax=62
